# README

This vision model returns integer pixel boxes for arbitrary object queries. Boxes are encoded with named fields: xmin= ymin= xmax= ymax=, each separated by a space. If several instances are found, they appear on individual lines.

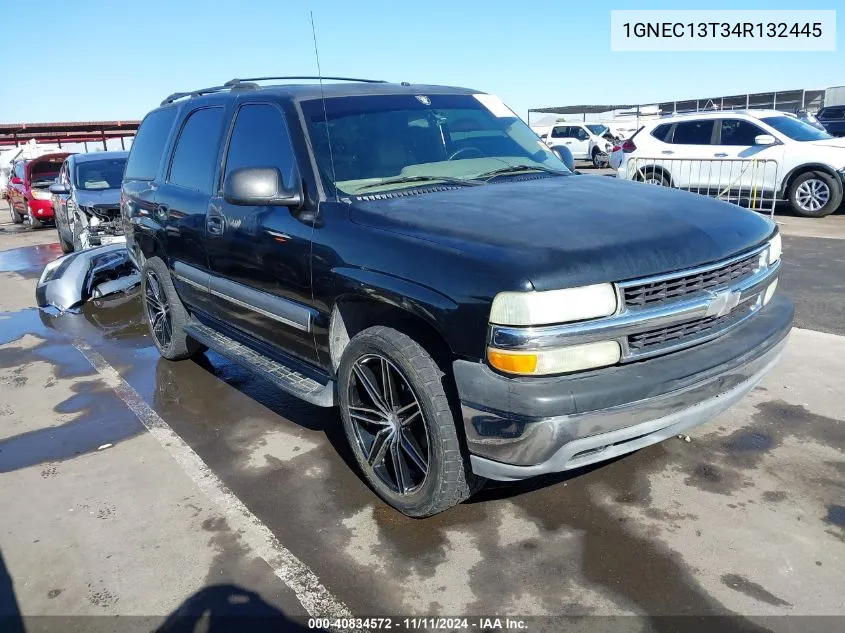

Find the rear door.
xmin=155 ymin=104 xmax=229 ymax=313
xmin=662 ymin=119 xmax=717 ymax=190
xmin=205 ymin=100 xmax=319 ymax=365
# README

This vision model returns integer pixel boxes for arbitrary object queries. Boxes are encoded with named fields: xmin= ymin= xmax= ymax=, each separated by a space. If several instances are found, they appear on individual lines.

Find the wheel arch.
xmin=779 ymin=163 xmax=843 ymax=199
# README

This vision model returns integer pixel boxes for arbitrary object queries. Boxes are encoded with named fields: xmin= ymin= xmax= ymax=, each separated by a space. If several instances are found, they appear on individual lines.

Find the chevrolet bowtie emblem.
xmin=705 ymin=289 xmax=742 ymax=318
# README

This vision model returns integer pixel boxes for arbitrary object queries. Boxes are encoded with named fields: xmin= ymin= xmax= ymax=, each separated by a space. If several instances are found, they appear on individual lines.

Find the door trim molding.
xmin=172 ymin=261 xmax=312 ymax=333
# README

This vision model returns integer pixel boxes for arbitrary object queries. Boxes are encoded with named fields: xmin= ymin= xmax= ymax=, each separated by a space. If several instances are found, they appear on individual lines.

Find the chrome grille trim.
xmin=489 ymin=252 xmax=779 ymax=363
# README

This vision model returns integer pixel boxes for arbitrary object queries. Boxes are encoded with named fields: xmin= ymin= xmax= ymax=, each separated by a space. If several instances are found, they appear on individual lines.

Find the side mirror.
xmin=49 ymin=182 xmax=70 ymax=195
xmin=10 ymin=176 xmax=22 ymax=185
xmin=754 ymin=134 xmax=777 ymax=146
xmin=222 ymin=167 xmax=301 ymax=207
xmin=552 ymin=146 xmax=576 ymax=172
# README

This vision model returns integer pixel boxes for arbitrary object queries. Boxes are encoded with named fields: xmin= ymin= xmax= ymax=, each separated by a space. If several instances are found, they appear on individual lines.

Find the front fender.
xmin=35 ymin=244 xmax=139 ymax=313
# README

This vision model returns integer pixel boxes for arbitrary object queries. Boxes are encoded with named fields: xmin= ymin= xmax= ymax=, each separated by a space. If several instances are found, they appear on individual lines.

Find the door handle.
xmin=714 ymin=153 xmax=729 ymax=157
xmin=207 ymin=215 xmax=224 ymax=235
xmin=661 ymin=150 xmax=674 ymax=155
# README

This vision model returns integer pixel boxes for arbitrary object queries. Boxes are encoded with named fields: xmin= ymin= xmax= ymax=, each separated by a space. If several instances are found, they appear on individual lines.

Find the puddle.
xmin=0 ymin=243 xmax=63 ymax=276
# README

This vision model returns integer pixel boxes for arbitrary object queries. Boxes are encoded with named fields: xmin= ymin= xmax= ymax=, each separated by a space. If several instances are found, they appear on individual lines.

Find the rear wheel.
xmin=141 ymin=256 xmax=203 ymax=361
xmin=637 ymin=169 xmax=670 ymax=187
xmin=788 ymin=171 xmax=842 ymax=218
xmin=338 ymin=326 xmax=482 ymax=517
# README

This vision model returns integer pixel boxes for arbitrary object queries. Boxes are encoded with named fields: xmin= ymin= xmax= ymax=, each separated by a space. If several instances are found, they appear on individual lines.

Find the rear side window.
xmin=168 ymin=107 xmax=226 ymax=194
xmin=671 ymin=120 xmax=714 ymax=145
xmin=125 ymin=108 xmax=177 ymax=181
xmin=719 ymin=119 xmax=765 ymax=146
xmin=223 ymin=104 xmax=297 ymax=189
xmin=818 ymin=107 xmax=844 ymax=120
xmin=650 ymin=123 xmax=673 ymax=142
xmin=550 ymin=126 xmax=567 ymax=138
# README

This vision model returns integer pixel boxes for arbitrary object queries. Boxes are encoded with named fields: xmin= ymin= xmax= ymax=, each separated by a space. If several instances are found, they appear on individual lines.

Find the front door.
xmin=205 ymin=101 xmax=319 ymax=366
xmin=714 ymin=118 xmax=784 ymax=205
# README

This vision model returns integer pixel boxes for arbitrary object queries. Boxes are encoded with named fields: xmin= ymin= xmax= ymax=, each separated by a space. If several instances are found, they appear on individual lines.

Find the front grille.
xmin=627 ymin=304 xmax=751 ymax=353
xmin=624 ymin=252 xmax=759 ymax=309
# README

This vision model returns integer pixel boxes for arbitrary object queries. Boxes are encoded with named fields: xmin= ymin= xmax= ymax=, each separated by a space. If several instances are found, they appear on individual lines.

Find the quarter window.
xmin=223 ymin=104 xmax=297 ymax=189
xmin=719 ymin=119 xmax=765 ymax=146
xmin=671 ymin=120 xmax=715 ymax=145
xmin=125 ymin=108 xmax=177 ymax=181
xmin=168 ymin=107 xmax=226 ymax=194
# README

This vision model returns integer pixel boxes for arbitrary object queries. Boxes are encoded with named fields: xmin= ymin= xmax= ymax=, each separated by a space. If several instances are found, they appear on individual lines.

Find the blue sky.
xmin=1 ymin=0 xmax=842 ymax=126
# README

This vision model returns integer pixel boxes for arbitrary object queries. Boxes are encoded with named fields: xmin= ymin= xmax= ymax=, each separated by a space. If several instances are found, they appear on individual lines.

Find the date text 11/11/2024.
xmin=307 ymin=617 xmax=528 ymax=630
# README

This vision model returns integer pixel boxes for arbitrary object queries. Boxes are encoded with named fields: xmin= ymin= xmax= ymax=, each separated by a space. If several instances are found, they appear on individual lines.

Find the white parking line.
xmin=70 ymin=339 xmax=354 ymax=623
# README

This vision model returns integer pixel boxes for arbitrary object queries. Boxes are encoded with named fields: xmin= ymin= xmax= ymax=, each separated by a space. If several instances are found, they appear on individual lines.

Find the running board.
xmin=184 ymin=323 xmax=336 ymax=407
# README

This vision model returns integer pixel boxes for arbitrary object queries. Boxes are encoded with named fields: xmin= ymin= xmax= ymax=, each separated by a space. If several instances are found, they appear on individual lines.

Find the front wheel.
xmin=788 ymin=171 xmax=842 ymax=218
xmin=9 ymin=203 xmax=23 ymax=224
xmin=27 ymin=205 xmax=43 ymax=229
xmin=591 ymin=148 xmax=608 ymax=168
xmin=338 ymin=326 xmax=482 ymax=517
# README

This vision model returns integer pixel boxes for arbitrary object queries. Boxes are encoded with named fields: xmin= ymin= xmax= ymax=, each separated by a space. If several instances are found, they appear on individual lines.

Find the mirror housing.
xmin=49 ymin=182 xmax=70 ymax=195
xmin=223 ymin=167 xmax=301 ymax=207
xmin=754 ymin=134 xmax=777 ymax=146
xmin=552 ymin=146 xmax=576 ymax=172
xmin=10 ymin=176 xmax=22 ymax=185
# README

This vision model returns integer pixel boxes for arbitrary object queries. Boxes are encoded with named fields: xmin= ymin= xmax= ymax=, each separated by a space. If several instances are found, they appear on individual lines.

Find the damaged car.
xmin=49 ymin=151 xmax=128 ymax=253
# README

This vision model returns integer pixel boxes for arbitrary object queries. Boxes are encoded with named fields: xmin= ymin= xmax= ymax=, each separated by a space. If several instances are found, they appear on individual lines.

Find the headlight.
xmin=490 ymin=284 xmax=617 ymax=326
xmin=767 ymin=232 xmax=781 ymax=265
xmin=31 ymin=189 xmax=52 ymax=200
xmin=488 ymin=340 xmax=621 ymax=376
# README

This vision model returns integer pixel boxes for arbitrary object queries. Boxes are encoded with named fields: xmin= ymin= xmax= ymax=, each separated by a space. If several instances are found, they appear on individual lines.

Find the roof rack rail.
xmin=224 ymin=76 xmax=387 ymax=86
xmin=160 ymin=76 xmax=388 ymax=106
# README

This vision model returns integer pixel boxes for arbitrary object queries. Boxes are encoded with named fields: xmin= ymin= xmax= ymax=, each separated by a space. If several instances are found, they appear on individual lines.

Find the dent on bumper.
xmin=455 ymin=295 xmax=793 ymax=481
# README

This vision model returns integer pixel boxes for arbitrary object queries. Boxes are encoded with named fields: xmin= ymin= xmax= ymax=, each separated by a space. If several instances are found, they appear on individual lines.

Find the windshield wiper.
xmin=474 ymin=164 xmax=569 ymax=181
xmin=354 ymin=175 xmax=481 ymax=193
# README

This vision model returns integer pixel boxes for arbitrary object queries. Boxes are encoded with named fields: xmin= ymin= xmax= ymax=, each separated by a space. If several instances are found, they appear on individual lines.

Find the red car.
xmin=7 ymin=152 xmax=72 ymax=227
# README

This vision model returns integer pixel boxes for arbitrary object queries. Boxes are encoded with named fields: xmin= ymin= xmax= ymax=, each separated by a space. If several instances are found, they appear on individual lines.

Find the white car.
xmin=613 ymin=110 xmax=845 ymax=217
xmin=545 ymin=123 xmax=615 ymax=167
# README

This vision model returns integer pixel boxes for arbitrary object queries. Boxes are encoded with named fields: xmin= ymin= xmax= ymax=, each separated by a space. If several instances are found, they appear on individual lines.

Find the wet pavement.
xmin=0 ymin=207 xmax=844 ymax=631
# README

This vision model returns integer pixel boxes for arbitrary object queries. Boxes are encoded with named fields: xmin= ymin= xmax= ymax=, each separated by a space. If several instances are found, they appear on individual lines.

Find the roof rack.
xmin=160 ymin=76 xmax=388 ymax=106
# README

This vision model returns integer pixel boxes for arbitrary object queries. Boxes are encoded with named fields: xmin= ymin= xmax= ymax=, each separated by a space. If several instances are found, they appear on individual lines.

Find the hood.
xmin=75 ymin=188 xmax=121 ymax=208
xmin=349 ymin=175 xmax=776 ymax=291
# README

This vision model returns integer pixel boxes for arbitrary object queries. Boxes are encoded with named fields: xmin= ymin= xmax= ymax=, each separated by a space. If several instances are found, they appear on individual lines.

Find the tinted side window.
xmin=223 ymin=104 xmax=297 ymax=189
xmin=168 ymin=107 xmax=225 ymax=194
xmin=719 ymin=119 xmax=765 ymax=146
xmin=125 ymin=108 xmax=177 ymax=181
xmin=551 ymin=126 xmax=567 ymax=139
xmin=819 ymin=107 xmax=844 ymax=120
xmin=651 ymin=123 xmax=673 ymax=142
xmin=672 ymin=120 xmax=714 ymax=145
xmin=575 ymin=128 xmax=589 ymax=140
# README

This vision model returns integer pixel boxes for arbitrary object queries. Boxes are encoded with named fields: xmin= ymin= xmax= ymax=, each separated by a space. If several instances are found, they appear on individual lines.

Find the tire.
xmin=58 ymin=227 xmax=74 ymax=253
xmin=338 ymin=326 xmax=482 ymax=517
xmin=10 ymin=203 xmax=23 ymax=224
xmin=788 ymin=171 xmax=842 ymax=218
xmin=141 ymin=256 xmax=203 ymax=361
xmin=591 ymin=147 xmax=607 ymax=168
xmin=26 ymin=202 xmax=43 ymax=229
xmin=637 ymin=169 xmax=670 ymax=187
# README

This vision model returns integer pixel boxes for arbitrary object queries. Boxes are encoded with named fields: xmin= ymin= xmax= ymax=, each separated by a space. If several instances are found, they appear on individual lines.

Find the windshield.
xmin=586 ymin=124 xmax=609 ymax=136
xmin=301 ymin=93 xmax=569 ymax=195
xmin=761 ymin=116 xmax=832 ymax=142
xmin=75 ymin=158 xmax=127 ymax=190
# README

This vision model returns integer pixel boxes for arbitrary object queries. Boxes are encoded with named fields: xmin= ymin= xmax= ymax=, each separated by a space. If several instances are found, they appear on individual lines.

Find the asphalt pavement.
xmin=0 ymin=194 xmax=843 ymax=632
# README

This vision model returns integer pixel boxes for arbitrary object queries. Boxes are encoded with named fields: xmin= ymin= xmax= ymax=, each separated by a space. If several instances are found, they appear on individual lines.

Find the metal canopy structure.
xmin=529 ymin=88 xmax=828 ymax=124
xmin=0 ymin=120 xmax=140 ymax=148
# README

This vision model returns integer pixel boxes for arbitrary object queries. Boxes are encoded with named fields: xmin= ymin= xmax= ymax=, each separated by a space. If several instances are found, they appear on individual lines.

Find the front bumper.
xmin=454 ymin=295 xmax=793 ymax=481
xmin=27 ymin=197 xmax=54 ymax=219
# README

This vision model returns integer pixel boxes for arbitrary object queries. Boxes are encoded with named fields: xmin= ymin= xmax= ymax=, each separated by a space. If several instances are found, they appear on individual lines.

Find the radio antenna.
xmin=310 ymin=11 xmax=337 ymax=197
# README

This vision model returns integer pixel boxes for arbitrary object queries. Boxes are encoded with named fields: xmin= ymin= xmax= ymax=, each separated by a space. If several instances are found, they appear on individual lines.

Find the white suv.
xmin=613 ymin=110 xmax=845 ymax=217
xmin=544 ymin=123 xmax=614 ymax=167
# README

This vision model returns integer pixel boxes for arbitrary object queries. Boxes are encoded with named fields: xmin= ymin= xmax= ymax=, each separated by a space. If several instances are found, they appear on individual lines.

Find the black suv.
xmin=122 ymin=77 xmax=793 ymax=517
